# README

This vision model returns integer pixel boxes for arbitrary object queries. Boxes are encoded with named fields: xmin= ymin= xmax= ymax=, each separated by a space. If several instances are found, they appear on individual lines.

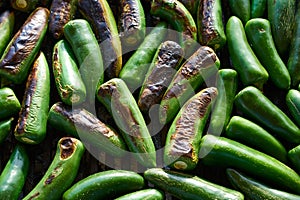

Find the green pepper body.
xmin=227 ymin=168 xmax=300 ymax=200
xmin=118 ymin=0 xmax=146 ymax=48
xmin=0 ymin=87 xmax=20 ymax=121
xmin=234 ymin=86 xmax=300 ymax=144
xmin=159 ymin=46 xmax=220 ymax=124
xmin=208 ymin=69 xmax=237 ymax=134
xmin=0 ymin=7 xmax=49 ymax=84
xmin=119 ymin=22 xmax=167 ymax=91
xmin=225 ymin=116 xmax=287 ymax=163
xmin=228 ymin=0 xmax=250 ymax=24
xmin=178 ymin=0 xmax=199 ymax=16
xmin=0 ymin=117 xmax=13 ymax=144
xmin=226 ymin=16 xmax=268 ymax=90
xmin=52 ymin=40 xmax=86 ymax=105
xmin=23 ymin=137 xmax=85 ymax=200
xmin=197 ymin=0 xmax=226 ymax=50
xmin=78 ymin=0 xmax=122 ymax=79
xmin=97 ymin=78 xmax=156 ymax=168
xmin=138 ymin=40 xmax=184 ymax=113
xmin=245 ymin=18 xmax=291 ymax=90
xmin=144 ymin=168 xmax=244 ymax=200
xmin=251 ymin=0 xmax=266 ymax=18
xmin=286 ymin=89 xmax=300 ymax=127
xmin=47 ymin=102 xmax=127 ymax=157
xmin=150 ymin=0 xmax=198 ymax=56
xmin=267 ymin=0 xmax=296 ymax=58
xmin=288 ymin=145 xmax=300 ymax=174
xmin=0 ymin=10 xmax=14 ymax=57
xmin=199 ymin=135 xmax=300 ymax=194
xmin=14 ymin=52 xmax=50 ymax=145
xmin=0 ymin=144 xmax=29 ymax=200
xmin=115 ymin=189 xmax=164 ymax=200
xmin=49 ymin=0 xmax=77 ymax=39
xmin=164 ymin=87 xmax=218 ymax=171
xmin=287 ymin=1 xmax=300 ymax=87
xmin=62 ymin=170 xmax=145 ymax=200
xmin=64 ymin=19 xmax=104 ymax=104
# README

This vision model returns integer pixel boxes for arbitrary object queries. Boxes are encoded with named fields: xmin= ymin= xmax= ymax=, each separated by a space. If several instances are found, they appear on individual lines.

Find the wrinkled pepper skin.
xmin=63 ymin=170 xmax=145 ymax=200
xmin=199 ymin=135 xmax=300 ymax=194
xmin=119 ymin=22 xmax=167 ymax=91
xmin=245 ymin=18 xmax=291 ymax=90
xmin=118 ymin=0 xmax=146 ymax=48
xmin=208 ymin=69 xmax=237 ymax=135
xmin=97 ymin=78 xmax=156 ymax=168
xmin=0 ymin=10 xmax=14 ymax=57
xmin=0 ymin=144 xmax=29 ymax=200
xmin=159 ymin=46 xmax=220 ymax=124
xmin=23 ymin=137 xmax=85 ymax=200
xmin=164 ymin=87 xmax=218 ymax=171
xmin=267 ymin=0 xmax=296 ymax=58
xmin=14 ymin=52 xmax=50 ymax=145
xmin=144 ymin=168 xmax=244 ymax=200
xmin=47 ymin=102 xmax=127 ymax=157
xmin=288 ymin=145 xmax=300 ymax=174
xmin=78 ymin=0 xmax=122 ymax=79
xmin=287 ymin=1 xmax=300 ymax=87
xmin=0 ymin=87 xmax=20 ymax=121
xmin=0 ymin=117 xmax=14 ymax=144
xmin=226 ymin=16 xmax=268 ymax=90
xmin=286 ymin=89 xmax=300 ymax=127
xmin=234 ymin=86 xmax=300 ymax=144
xmin=138 ymin=40 xmax=184 ymax=113
xmin=64 ymin=19 xmax=104 ymax=104
xmin=0 ymin=7 xmax=49 ymax=84
xmin=52 ymin=40 xmax=86 ymax=106
xmin=150 ymin=0 xmax=198 ymax=56
xmin=225 ymin=116 xmax=287 ymax=163
xmin=49 ymin=0 xmax=77 ymax=39
xmin=227 ymin=168 xmax=300 ymax=200
xmin=197 ymin=0 xmax=226 ymax=50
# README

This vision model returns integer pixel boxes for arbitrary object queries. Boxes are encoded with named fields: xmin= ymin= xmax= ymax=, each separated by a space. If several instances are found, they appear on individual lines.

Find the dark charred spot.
xmin=60 ymin=138 xmax=75 ymax=159
xmin=120 ymin=0 xmax=141 ymax=33
xmin=28 ymin=192 xmax=40 ymax=200
xmin=97 ymin=82 xmax=117 ymax=98
xmin=169 ymin=87 xmax=217 ymax=157
xmin=45 ymin=174 xmax=55 ymax=185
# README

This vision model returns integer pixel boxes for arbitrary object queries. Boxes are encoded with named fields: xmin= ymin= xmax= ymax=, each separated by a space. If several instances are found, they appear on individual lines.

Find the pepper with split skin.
xmin=78 ymin=0 xmax=122 ymax=79
xmin=164 ymin=87 xmax=218 ymax=171
xmin=14 ymin=52 xmax=50 ymax=145
xmin=97 ymin=78 xmax=156 ymax=168
xmin=0 ymin=7 xmax=49 ymax=84
xmin=0 ymin=144 xmax=29 ymax=200
xmin=0 ymin=87 xmax=20 ymax=121
xmin=47 ymin=102 xmax=127 ymax=157
xmin=138 ymin=40 xmax=184 ymax=113
xmin=0 ymin=10 xmax=14 ymax=57
xmin=118 ymin=0 xmax=146 ymax=48
xmin=159 ymin=45 xmax=220 ymax=124
xmin=23 ymin=137 xmax=85 ymax=200
xmin=52 ymin=39 xmax=86 ymax=106
xmin=49 ymin=0 xmax=77 ymax=39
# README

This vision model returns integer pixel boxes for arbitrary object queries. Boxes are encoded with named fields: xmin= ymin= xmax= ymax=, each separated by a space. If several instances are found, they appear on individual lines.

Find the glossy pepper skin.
xmin=10 ymin=0 xmax=39 ymax=12
xmin=199 ymin=135 xmax=300 ymax=194
xmin=286 ymin=89 xmax=300 ymax=127
xmin=225 ymin=116 xmax=287 ymax=163
xmin=150 ymin=0 xmax=198 ymax=57
xmin=228 ymin=0 xmax=250 ymax=24
xmin=288 ymin=145 xmax=300 ymax=174
xmin=245 ymin=18 xmax=291 ymax=90
xmin=0 ymin=117 xmax=14 ymax=144
xmin=234 ymin=86 xmax=300 ymax=144
xmin=0 ymin=87 xmax=20 ymax=121
xmin=227 ymin=168 xmax=300 ymax=200
xmin=115 ymin=189 xmax=164 ymax=200
xmin=164 ymin=87 xmax=218 ymax=171
xmin=226 ymin=16 xmax=268 ymax=90
xmin=14 ymin=52 xmax=50 ymax=145
xmin=78 ymin=0 xmax=122 ymax=79
xmin=97 ymin=78 xmax=156 ymax=168
xmin=0 ymin=10 xmax=14 ymax=57
xmin=0 ymin=144 xmax=29 ymax=200
xmin=23 ymin=137 xmax=85 ymax=200
xmin=0 ymin=7 xmax=49 ymax=84
xmin=251 ymin=0 xmax=267 ymax=18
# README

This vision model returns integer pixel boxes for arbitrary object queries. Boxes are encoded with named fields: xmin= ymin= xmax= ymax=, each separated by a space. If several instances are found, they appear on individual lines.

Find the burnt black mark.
xmin=28 ymin=192 xmax=40 ymax=200
xmin=119 ymin=0 xmax=141 ymax=33
xmin=60 ymin=138 xmax=75 ymax=159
